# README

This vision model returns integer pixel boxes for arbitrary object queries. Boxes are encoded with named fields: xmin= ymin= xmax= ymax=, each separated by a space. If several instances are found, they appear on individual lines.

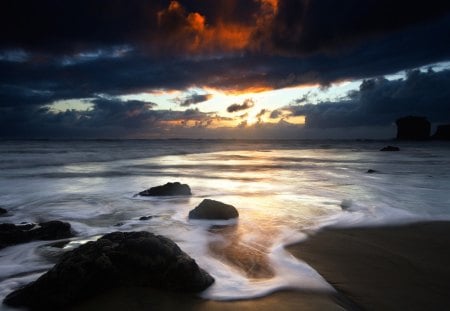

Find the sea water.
xmin=0 ymin=139 xmax=449 ymax=307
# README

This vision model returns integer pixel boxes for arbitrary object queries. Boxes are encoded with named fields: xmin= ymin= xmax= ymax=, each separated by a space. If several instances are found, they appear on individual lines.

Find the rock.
xmin=433 ymin=124 xmax=450 ymax=140
xmin=380 ymin=146 xmax=400 ymax=151
xmin=139 ymin=216 xmax=153 ymax=221
xmin=0 ymin=208 xmax=7 ymax=215
xmin=0 ymin=221 xmax=73 ymax=250
xmin=366 ymin=169 xmax=377 ymax=174
xmin=189 ymin=199 xmax=239 ymax=220
xmin=396 ymin=116 xmax=430 ymax=140
xmin=3 ymin=231 xmax=214 ymax=310
xmin=138 ymin=182 xmax=192 ymax=196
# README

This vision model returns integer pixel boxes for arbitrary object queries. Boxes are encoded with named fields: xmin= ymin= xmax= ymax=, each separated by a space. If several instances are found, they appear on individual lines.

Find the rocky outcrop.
xmin=380 ymin=146 xmax=400 ymax=151
xmin=0 ymin=221 xmax=73 ymax=250
xmin=189 ymin=199 xmax=239 ymax=220
xmin=138 ymin=182 xmax=192 ymax=196
xmin=396 ymin=116 xmax=430 ymax=140
xmin=4 ymin=231 xmax=214 ymax=310
xmin=433 ymin=124 xmax=450 ymax=140
xmin=0 ymin=208 xmax=7 ymax=215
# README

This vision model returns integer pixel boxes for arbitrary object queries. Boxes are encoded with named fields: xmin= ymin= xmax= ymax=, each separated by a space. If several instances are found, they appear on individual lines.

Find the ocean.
xmin=1 ymin=139 xmax=449 ymax=308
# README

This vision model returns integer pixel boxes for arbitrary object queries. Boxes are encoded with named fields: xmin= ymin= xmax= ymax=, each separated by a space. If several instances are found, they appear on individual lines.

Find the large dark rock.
xmin=3 ymin=231 xmax=214 ymax=310
xmin=0 ymin=221 xmax=73 ymax=250
xmin=380 ymin=145 xmax=400 ymax=151
xmin=189 ymin=199 xmax=239 ymax=220
xmin=138 ymin=182 xmax=191 ymax=196
xmin=0 ymin=207 xmax=7 ymax=215
xmin=396 ymin=116 xmax=430 ymax=140
xmin=433 ymin=124 xmax=450 ymax=140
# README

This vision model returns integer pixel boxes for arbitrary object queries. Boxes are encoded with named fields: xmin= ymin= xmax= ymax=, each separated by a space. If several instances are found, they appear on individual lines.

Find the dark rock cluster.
xmin=4 ymin=231 xmax=214 ymax=310
xmin=0 ymin=221 xmax=73 ymax=250
xmin=395 ymin=116 xmax=450 ymax=140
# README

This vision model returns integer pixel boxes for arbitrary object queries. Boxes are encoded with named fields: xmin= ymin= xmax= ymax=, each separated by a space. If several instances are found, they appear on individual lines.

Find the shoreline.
xmin=67 ymin=220 xmax=450 ymax=311
xmin=286 ymin=221 xmax=450 ymax=310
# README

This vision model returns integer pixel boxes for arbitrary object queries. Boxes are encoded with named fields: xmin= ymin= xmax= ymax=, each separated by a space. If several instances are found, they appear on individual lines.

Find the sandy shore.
xmin=69 ymin=288 xmax=348 ymax=311
xmin=66 ymin=221 xmax=450 ymax=311
xmin=287 ymin=221 xmax=450 ymax=310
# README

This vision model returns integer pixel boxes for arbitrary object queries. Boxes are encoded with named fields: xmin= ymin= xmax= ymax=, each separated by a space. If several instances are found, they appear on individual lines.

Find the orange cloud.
xmin=155 ymin=1 xmax=262 ymax=54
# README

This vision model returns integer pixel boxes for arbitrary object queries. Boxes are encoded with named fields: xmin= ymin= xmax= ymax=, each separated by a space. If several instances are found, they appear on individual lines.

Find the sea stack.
xmin=433 ymin=124 xmax=450 ymax=140
xmin=396 ymin=116 xmax=430 ymax=140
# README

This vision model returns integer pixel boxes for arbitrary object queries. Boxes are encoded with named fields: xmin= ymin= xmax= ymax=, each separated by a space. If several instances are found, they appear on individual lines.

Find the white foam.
xmin=193 ymin=228 xmax=334 ymax=301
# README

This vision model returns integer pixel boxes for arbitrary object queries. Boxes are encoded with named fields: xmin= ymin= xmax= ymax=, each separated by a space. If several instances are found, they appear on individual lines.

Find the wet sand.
xmin=70 ymin=288 xmax=348 ymax=311
xmin=287 ymin=221 xmax=450 ymax=310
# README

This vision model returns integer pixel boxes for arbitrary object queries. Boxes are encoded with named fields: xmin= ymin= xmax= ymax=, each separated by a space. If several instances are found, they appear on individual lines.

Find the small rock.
xmin=380 ymin=145 xmax=400 ymax=151
xmin=366 ymin=169 xmax=377 ymax=174
xmin=3 ymin=231 xmax=214 ymax=310
xmin=189 ymin=199 xmax=239 ymax=220
xmin=0 ymin=208 xmax=7 ymax=215
xmin=139 ymin=216 xmax=153 ymax=221
xmin=138 ymin=182 xmax=192 ymax=196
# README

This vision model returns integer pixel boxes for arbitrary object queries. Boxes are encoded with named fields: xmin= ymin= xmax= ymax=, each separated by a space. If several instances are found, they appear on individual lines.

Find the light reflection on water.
xmin=1 ymin=141 xmax=450 ymax=303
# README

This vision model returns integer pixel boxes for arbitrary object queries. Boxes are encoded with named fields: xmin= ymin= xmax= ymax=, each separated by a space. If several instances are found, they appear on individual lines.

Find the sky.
xmin=1 ymin=0 xmax=450 ymax=139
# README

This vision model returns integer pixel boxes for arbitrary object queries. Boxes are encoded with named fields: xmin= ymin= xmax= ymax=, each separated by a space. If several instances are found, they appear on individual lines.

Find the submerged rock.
xmin=139 ymin=216 xmax=153 ymax=221
xmin=366 ymin=169 xmax=378 ymax=174
xmin=0 ymin=221 xmax=73 ymax=250
xmin=0 ymin=208 xmax=7 ymax=215
xmin=396 ymin=116 xmax=430 ymax=140
xmin=380 ymin=145 xmax=400 ymax=151
xmin=189 ymin=199 xmax=239 ymax=220
xmin=138 ymin=182 xmax=192 ymax=196
xmin=3 ymin=231 xmax=214 ymax=310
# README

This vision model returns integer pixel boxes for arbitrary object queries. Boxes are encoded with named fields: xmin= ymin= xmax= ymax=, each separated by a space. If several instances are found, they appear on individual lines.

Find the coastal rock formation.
xmin=396 ymin=116 xmax=430 ymax=140
xmin=0 ymin=208 xmax=7 ymax=215
xmin=4 ymin=231 xmax=214 ymax=310
xmin=380 ymin=145 xmax=400 ymax=151
xmin=0 ymin=221 xmax=73 ymax=249
xmin=189 ymin=199 xmax=239 ymax=220
xmin=433 ymin=124 xmax=450 ymax=140
xmin=138 ymin=182 xmax=192 ymax=196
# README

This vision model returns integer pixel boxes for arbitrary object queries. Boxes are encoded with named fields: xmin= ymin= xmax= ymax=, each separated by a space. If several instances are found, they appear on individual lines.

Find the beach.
xmin=1 ymin=140 xmax=450 ymax=310
xmin=287 ymin=221 xmax=450 ymax=310
xmin=65 ymin=221 xmax=450 ymax=311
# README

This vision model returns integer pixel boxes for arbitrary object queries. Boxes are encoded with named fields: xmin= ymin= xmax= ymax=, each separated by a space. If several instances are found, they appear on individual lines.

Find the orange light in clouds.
xmin=157 ymin=1 xmax=256 ymax=54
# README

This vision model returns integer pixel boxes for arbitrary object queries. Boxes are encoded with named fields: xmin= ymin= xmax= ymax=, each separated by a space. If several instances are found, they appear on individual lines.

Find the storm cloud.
xmin=1 ymin=0 xmax=450 ymax=138
xmin=287 ymin=69 xmax=450 ymax=128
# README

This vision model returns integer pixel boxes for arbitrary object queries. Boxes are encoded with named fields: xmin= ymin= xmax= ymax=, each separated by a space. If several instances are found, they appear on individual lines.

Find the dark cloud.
xmin=258 ymin=0 xmax=450 ymax=55
xmin=0 ymin=97 xmax=218 ymax=138
xmin=287 ymin=69 xmax=450 ymax=128
xmin=1 ymin=1 xmax=450 ymax=138
xmin=227 ymin=99 xmax=255 ymax=113
xmin=174 ymin=92 xmax=212 ymax=107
